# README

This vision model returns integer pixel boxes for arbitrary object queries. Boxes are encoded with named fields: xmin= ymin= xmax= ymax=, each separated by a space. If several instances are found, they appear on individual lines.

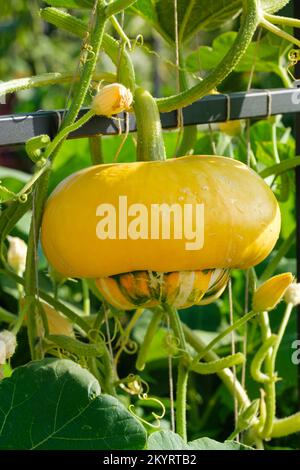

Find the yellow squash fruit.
xmin=41 ymin=155 xmax=281 ymax=280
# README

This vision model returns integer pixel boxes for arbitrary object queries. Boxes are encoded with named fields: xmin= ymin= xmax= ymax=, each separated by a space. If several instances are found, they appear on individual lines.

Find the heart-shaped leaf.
xmin=186 ymin=31 xmax=290 ymax=77
xmin=0 ymin=359 xmax=146 ymax=450
xmin=148 ymin=430 xmax=253 ymax=450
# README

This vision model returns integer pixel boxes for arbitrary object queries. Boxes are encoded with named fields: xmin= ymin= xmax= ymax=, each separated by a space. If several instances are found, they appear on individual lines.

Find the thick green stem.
xmin=176 ymin=362 xmax=189 ymax=442
xmin=156 ymin=0 xmax=259 ymax=112
xmin=24 ymin=170 xmax=50 ymax=360
xmin=182 ymin=323 xmax=251 ymax=408
xmin=0 ymin=72 xmax=115 ymax=99
xmin=134 ymin=87 xmax=166 ymax=162
xmin=271 ymin=412 xmax=300 ymax=438
xmin=40 ymin=8 xmax=135 ymax=91
xmin=45 ymin=1 xmax=107 ymax=164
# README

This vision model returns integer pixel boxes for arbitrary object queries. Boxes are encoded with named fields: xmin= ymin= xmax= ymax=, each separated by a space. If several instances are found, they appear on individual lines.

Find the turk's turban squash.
xmin=41 ymin=155 xmax=280 ymax=309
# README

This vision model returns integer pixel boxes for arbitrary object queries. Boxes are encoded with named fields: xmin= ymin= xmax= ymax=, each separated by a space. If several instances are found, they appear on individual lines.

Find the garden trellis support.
xmin=0 ymin=64 xmax=300 ymax=410
xmin=0 ymin=88 xmax=300 ymax=146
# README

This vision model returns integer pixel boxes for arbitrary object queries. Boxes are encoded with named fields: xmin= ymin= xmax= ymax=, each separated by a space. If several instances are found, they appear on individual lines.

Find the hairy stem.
xmin=24 ymin=170 xmax=50 ymax=360
xmin=134 ymin=87 xmax=166 ymax=162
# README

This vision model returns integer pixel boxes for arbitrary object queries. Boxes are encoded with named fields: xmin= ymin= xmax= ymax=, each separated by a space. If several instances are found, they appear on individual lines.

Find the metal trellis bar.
xmin=1 ymin=88 xmax=300 ymax=147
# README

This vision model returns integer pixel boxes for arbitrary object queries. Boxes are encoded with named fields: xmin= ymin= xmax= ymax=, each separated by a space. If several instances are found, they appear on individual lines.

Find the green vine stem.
xmin=176 ymin=362 xmax=189 ymax=442
xmin=258 ymin=304 xmax=294 ymax=439
xmin=24 ymin=170 xmax=50 ymax=360
xmin=182 ymin=323 xmax=251 ymax=409
xmin=163 ymin=305 xmax=189 ymax=442
xmin=0 ymin=307 xmax=16 ymax=324
xmin=156 ymin=0 xmax=259 ymax=112
xmin=105 ymin=0 xmax=137 ymax=17
xmin=0 ymin=72 xmax=115 ymax=100
xmin=134 ymin=87 xmax=166 ymax=162
xmin=164 ymin=304 xmax=187 ymax=352
xmin=250 ymin=335 xmax=278 ymax=383
xmin=260 ymin=17 xmax=300 ymax=49
xmin=192 ymin=310 xmax=257 ymax=364
xmin=40 ymin=8 xmax=135 ymax=91
xmin=44 ymin=109 xmax=95 ymax=160
xmin=264 ymin=12 xmax=300 ymax=29
xmin=59 ymin=1 xmax=107 ymax=132
xmin=190 ymin=352 xmax=245 ymax=375
xmin=1 ymin=268 xmax=91 ymax=334
xmin=136 ymin=308 xmax=163 ymax=371
xmin=271 ymin=412 xmax=300 ymax=438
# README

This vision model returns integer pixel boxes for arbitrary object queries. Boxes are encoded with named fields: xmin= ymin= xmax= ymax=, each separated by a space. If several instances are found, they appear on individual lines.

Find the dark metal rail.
xmin=1 ymin=88 xmax=300 ymax=147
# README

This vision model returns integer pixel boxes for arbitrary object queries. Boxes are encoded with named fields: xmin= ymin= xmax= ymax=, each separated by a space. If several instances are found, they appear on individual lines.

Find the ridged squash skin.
xmin=41 ymin=155 xmax=281 ymax=278
xmin=96 ymin=269 xmax=229 ymax=310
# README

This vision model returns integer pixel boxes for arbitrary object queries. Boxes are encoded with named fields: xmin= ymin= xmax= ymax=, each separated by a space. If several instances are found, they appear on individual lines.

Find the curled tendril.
xmin=128 ymin=394 xmax=166 ymax=429
xmin=18 ymin=193 xmax=28 ymax=203
xmin=164 ymin=332 xmax=180 ymax=353
xmin=124 ymin=339 xmax=138 ymax=355
xmin=131 ymin=34 xmax=144 ymax=51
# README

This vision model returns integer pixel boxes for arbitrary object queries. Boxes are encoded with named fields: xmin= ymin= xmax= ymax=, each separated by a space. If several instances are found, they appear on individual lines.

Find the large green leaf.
xmin=186 ymin=31 xmax=290 ymax=79
xmin=148 ymin=430 xmax=253 ymax=450
xmin=0 ymin=359 xmax=146 ymax=450
xmin=131 ymin=0 xmax=242 ymax=44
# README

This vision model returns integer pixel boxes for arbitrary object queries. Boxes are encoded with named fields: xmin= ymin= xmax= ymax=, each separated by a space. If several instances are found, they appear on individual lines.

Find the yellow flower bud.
xmin=252 ymin=273 xmax=294 ymax=312
xmin=7 ymin=236 xmax=27 ymax=274
xmin=92 ymin=83 xmax=133 ymax=117
xmin=284 ymin=283 xmax=300 ymax=306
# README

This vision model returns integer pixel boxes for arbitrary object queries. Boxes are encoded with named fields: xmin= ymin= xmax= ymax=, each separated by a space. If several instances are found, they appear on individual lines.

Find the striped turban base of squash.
xmin=96 ymin=269 xmax=230 ymax=310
